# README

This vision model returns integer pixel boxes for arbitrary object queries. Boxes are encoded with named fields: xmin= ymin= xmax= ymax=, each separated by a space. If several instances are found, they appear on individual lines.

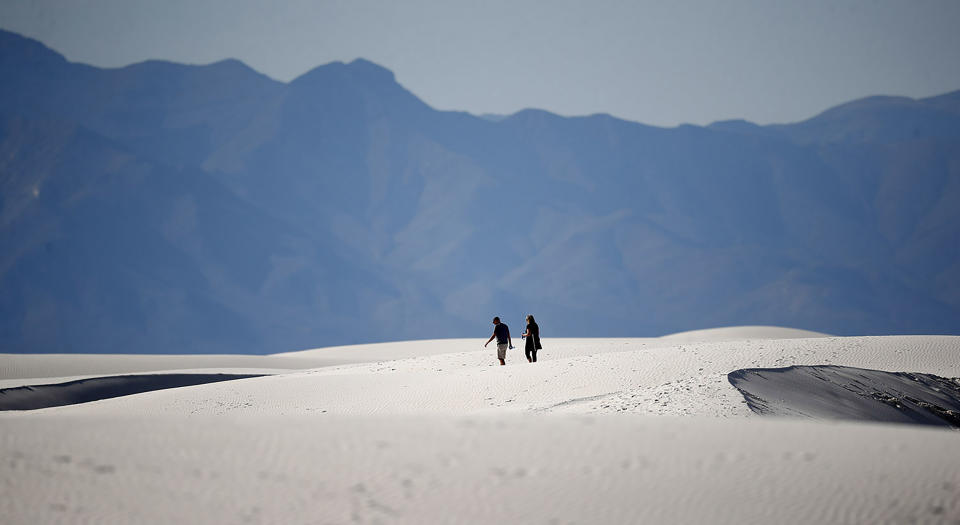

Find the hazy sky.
xmin=2 ymin=0 xmax=959 ymax=127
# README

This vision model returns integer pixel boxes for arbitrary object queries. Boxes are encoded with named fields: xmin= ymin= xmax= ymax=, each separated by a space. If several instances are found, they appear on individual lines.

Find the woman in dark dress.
xmin=521 ymin=314 xmax=542 ymax=363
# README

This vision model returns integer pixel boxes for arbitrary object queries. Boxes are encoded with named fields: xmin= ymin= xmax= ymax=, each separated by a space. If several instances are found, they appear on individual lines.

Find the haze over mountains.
xmin=1 ymin=29 xmax=958 ymax=354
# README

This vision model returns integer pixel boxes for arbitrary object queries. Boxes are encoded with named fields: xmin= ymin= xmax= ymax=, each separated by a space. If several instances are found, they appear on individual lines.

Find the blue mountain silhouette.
xmin=1 ymin=29 xmax=958 ymax=353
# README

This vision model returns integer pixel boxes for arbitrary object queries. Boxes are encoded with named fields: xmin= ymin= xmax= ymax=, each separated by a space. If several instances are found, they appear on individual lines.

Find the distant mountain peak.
xmin=812 ymin=94 xmax=917 ymax=118
xmin=286 ymin=57 xmax=429 ymax=114
xmin=207 ymin=57 xmax=255 ymax=72
xmin=346 ymin=58 xmax=396 ymax=82
xmin=707 ymin=119 xmax=764 ymax=134
xmin=0 ymin=28 xmax=67 ymax=67
xmin=507 ymin=108 xmax=564 ymax=122
xmin=291 ymin=58 xmax=396 ymax=88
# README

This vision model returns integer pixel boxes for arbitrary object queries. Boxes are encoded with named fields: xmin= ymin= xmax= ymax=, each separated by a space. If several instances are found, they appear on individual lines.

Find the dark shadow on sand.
xmin=728 ymin=365 xmax=960 ymax=428
xmin=0 ymin=373 xmax=267 ymax=410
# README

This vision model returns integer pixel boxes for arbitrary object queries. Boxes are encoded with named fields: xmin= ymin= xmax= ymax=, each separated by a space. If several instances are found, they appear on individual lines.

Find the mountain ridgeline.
xmin=1 ymin=29 xmax=958 ymax=353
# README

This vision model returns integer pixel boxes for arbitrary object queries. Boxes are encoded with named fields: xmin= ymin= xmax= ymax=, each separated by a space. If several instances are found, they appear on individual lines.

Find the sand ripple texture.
xmin=2 ymin=415 xmax=959 ymax=525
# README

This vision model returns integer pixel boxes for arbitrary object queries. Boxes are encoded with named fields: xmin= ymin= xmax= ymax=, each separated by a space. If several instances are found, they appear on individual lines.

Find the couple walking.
xmin=483 ymin=315 xmax=542 ymax=365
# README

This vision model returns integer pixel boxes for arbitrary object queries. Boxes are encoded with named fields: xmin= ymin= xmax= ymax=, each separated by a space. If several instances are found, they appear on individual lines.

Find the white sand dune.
xmin=0 ymin=325 xmax=822 ymax=385
xmin=2 ymin=327 xmax=959 ymax=524
xmin=0 ymin=339 xmax=492 ymax=389
xmin=0 ymin=339 xmax=483 ymax=385
xmin=35 ymin=335 xmax=958 ymax=418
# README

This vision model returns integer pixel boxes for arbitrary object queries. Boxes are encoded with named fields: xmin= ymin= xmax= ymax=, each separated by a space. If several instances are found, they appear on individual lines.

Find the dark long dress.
xmin=525 ymin=322 xmax=541 ymax=361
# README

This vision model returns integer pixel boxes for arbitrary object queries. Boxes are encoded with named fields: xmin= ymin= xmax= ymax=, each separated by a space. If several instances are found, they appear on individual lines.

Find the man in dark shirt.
xmin=484 ymin=316 xmax=512 ymax=365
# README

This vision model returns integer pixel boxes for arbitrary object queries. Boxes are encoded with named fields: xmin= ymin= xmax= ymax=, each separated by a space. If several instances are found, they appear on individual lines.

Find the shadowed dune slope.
xmin=728 ymin=365 xmax=960 ymax=427
xmin=0 ymin=374 xmax=266 ymax=410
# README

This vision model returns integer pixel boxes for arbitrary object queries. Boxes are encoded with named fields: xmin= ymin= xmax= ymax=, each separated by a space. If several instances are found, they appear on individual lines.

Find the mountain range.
xmin=1 ymin=29 xmax=958 ymax=353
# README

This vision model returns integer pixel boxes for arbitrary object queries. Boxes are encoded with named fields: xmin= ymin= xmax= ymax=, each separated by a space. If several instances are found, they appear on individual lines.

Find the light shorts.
xmin=497 ymin=343 xmax=508 ymax=360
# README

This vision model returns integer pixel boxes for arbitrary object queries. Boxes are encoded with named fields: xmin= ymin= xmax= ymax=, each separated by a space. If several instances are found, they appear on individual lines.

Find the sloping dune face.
xmin=728 ymin=365 xmax=960 ymax=427
xmin=0 ymin=374 xmax=267 ymax=410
